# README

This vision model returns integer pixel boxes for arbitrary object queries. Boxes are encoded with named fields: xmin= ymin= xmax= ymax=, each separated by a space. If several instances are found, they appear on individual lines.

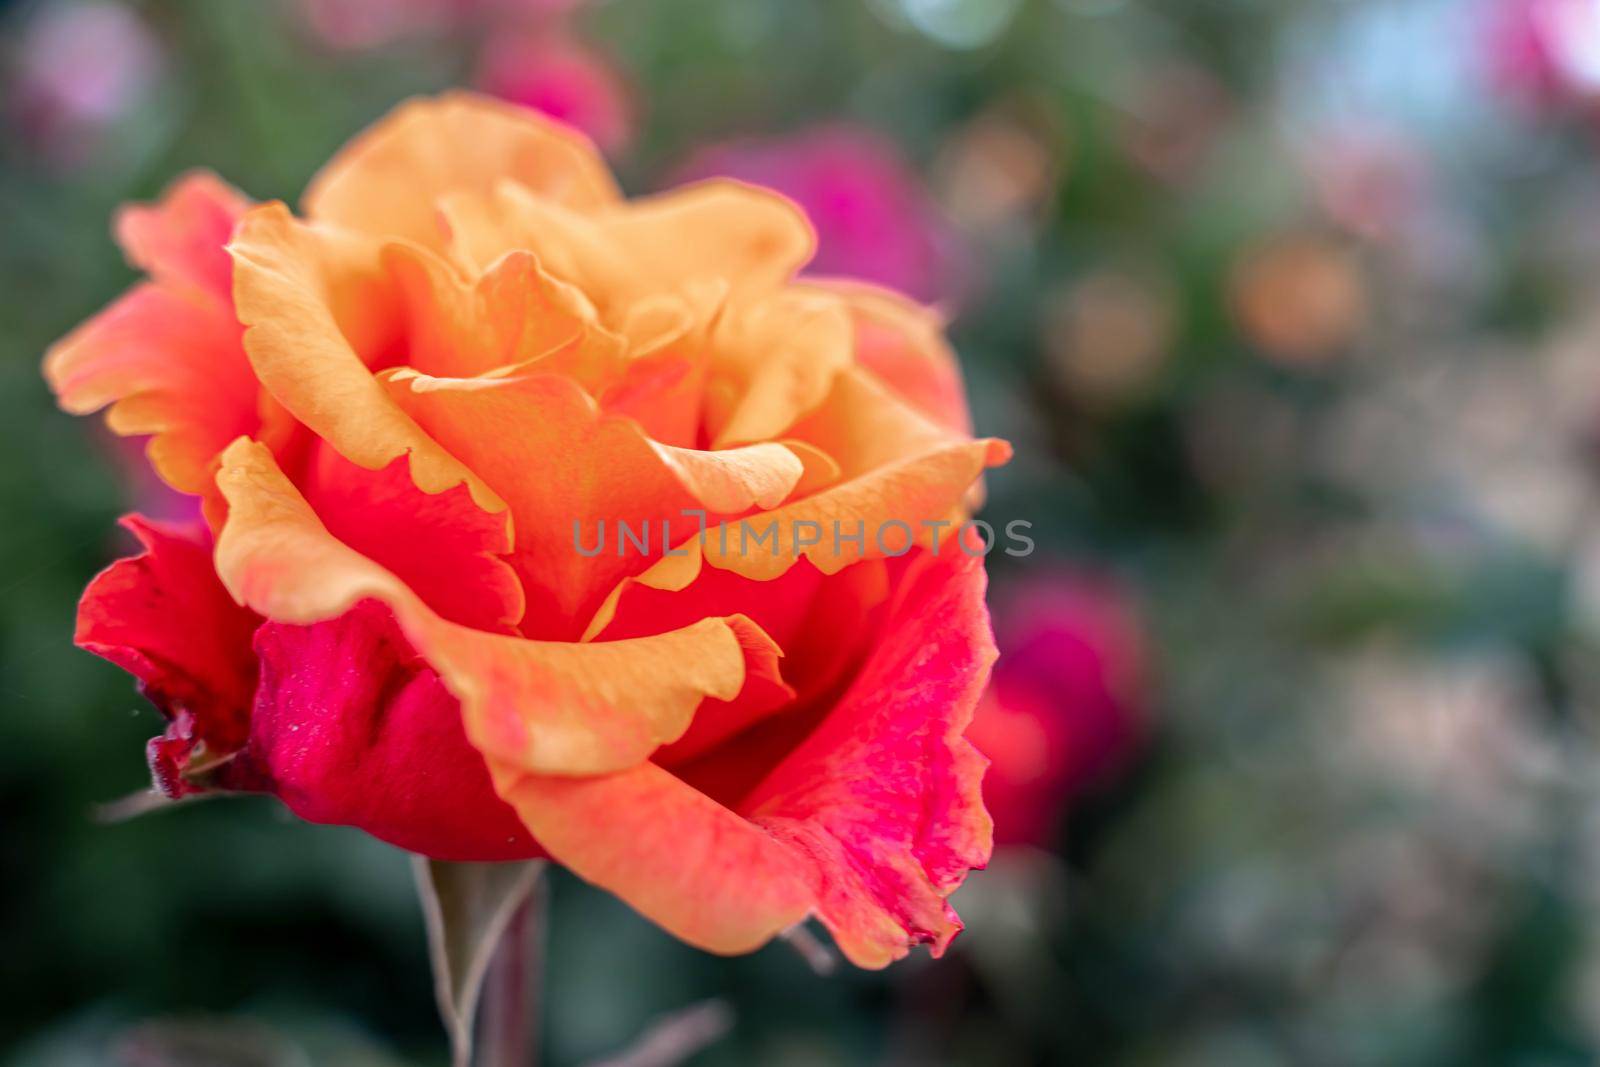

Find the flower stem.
xmin=478 ymin=869 xmax=547 ymax=1067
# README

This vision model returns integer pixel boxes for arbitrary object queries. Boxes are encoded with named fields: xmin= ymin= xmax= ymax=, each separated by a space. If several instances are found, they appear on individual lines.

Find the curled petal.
xmin=572 ymin=372 xmax=996 ymax=619
xmin=596 ymin=295 xmax=711 ymax=447
xmin=800 ymin=279 xmax=972 ymax=437
xmin=44 ymin=284 xmax=252 ymax=495
xmin=599 ymin=179 xmax=816 ymax=299
xmin=705 ymin=289 xmax=854 ymax=449
xmin=787 ymin=363 xmax=956 ymax=478
xmin=115 ymin=170 xmax=252 ymax=301
xmin=591 ymin=557 xmax=893 ymax=765
xmin=593 ymin=563 xmax=828 ymax=763
xmin=490 ymin=759 xmax=816 ymax=954
xmin=438 ymin=183 xmax=637 ymax=307
xmin=647 ymin=440 xmax=805 ymax=514
xmin=214 ymin=439 xmax=776 ymax=776
xmin=693 ymin=436 xmax=1009 ymax=582
xmin=744 ymin=550 xmax=995 ymax=966
xmin=436 ymin=177 xmax=812 ymax=318
xmin=75 ymin=517 xmax=260 ymax=795
xmin=302 ymin=448 xmax=524 ymax=632
xmin=382 ymin=368 xmax=809 ymax=637
xmin=304 ymin=92 xmax=620 ymax=250
xmin=384 ymin=242 xmax=621 ymax=383
xmin=227 ymin=203 xmax=505 ymax=514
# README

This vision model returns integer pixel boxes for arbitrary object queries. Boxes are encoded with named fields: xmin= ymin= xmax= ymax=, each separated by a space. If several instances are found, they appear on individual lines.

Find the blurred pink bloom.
xmin=8 ymin=1 xmax=164 ymax=169
xmin=1483 ymin=0 xmax=1600 ymax=109
xmin=966 ymin=571 xmax=1147 ymax=848
xmin=475 ymin=32 xmax=633 ymax=151
xmin=676 ymin=126 xmax=963 ymax=306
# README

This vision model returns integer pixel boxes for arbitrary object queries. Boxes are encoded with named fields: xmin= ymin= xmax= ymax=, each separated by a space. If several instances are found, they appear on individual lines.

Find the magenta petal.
xmin=249 ymin=599 xmax=540 ymax=861
xmin=742 ymin=549 xmax=996 ymax=967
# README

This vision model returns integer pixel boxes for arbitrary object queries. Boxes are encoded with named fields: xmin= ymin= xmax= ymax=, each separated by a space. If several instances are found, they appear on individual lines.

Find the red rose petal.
xmin=302 ymin=447 xmax=524 ymax=633
xmin=76 ymin=516 xmax=261 ymax=796
xmin=250 ymin=599 xmax=539 ymax=861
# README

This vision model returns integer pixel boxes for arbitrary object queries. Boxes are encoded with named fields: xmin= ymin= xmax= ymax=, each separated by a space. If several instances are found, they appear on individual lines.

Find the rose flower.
xmin=44 ymin=94 xmax=1010 ymax=967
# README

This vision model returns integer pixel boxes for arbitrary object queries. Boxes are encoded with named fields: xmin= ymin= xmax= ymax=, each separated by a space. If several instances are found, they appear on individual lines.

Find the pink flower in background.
xmin=476 ymin=32 xmax=633 ymax=151
xmin=967 ymin=572 xmax=1147 ymax=847
xmin=7 ymin=1 xmax=164 ymax=169
xmin=1483 ymin=0 xmax=1600 ymax=109
xmin=676 ymin=126 xmax=962 ymax=306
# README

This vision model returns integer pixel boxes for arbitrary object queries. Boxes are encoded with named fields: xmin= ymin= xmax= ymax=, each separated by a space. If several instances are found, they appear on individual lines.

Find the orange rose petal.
xmin=706 ymin=289 xmax=855 ymax=448
xmin=438 ymin=182 xmax=638 ymax=305
xmin=384 ymin=241 xmax=623 ymax=385
xmin=576 ymin=441 xmax=844 ymax=646
xmin=597 ymin=178 xmax=816 ymax=299
xmin=597 ymin=291 xmax=721 ymax=447
xmin=436 ymin=176 xmax=811 ymax=325
xmin=598 ymin=349 xmax=702 ymax=447
xmin=591 ymin=558 xmax=859 ymax=765
xmin=696 ymin=434 xmax=1010 ymax=581
xmin=787 ymin=363 xmax=998 ymax=515
xmin=800 ymin=278 xmax=973 ymax=437
xmin=382 ymin=368 xmax=809 ymax=637
xmin=571 ymin=383 xmax=973 ymax=636
xmin=576 ymin=544 xmax=702 ymax=644
xmin=647 ymin=440 xmax=805 ymax=513
xmin=488 ymin=758 xmax=816 ymax=955
xmin=45 ymin=173 xmax=258 ymax=497
xmin=786 ymin=364 xmax=954 ymax=478
xmin=574 ymin=423 xmax=1002 ymax=639
xmin=303 ymin=92 xmax=619 ymax=251
xmin=769 ymin=439 xmax=844 ymax=501
xmin=227 ymin=203 xmax=505 ymax=515
xmin=214 ymin=439 xmax=777 ymax=777
xmin=436 ymin=186 xmax=530 ymax=277
xmin=44 ymin=283 xmax=253 ymax=495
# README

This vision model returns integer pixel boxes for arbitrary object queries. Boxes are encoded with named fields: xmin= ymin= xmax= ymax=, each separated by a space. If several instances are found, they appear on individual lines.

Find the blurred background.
xmin=6 ymin=0 xmax=1600 ymax=1063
